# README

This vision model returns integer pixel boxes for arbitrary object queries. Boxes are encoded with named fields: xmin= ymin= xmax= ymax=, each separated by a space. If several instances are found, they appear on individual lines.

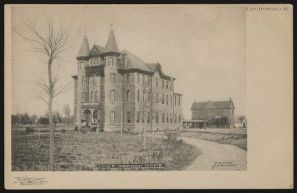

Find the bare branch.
xmin=34 ymin=89 xmax=49 ymax=105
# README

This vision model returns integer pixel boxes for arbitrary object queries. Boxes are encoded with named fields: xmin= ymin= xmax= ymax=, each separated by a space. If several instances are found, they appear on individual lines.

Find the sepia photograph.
xmin=4 ymin=4 xmax=292 ymax=189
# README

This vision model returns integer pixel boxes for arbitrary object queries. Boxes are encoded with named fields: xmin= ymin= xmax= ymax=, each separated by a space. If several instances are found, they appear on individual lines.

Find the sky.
xmin=10 ymin=5 xmax=246 ymax=119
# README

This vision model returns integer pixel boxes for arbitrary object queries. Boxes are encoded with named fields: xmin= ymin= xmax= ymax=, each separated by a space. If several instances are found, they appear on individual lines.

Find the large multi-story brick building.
xmin=72 ymin=29 xmax=183 ymax=132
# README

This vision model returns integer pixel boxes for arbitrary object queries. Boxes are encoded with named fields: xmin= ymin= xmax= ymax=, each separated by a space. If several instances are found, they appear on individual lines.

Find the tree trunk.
xmin=48 ymin=59 xmax=54 ymax=171
xmin=48 ymin=97 xmax=54 ymax=171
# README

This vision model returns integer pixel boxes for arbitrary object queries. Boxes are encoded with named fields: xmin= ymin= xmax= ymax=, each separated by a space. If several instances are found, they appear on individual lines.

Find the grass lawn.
xmin=180 ymin=129 xmax=247 ymax=150
xmin=12 ymin=131 xmax=200 ymax=171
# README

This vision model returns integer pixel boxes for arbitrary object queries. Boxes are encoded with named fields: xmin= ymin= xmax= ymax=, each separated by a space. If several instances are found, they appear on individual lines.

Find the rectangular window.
xmin=110 ymin=73 xmax=115 ymax=83
xmin=179 ymin=114 xmax=181 ymax=123
xmin=82 ymin=76 xmax=87 ymax=86
xmin=147 ymin=112 xmax=150 ymax=123
xmin=156 ymin=112 xmax=158 ymax=123
xmin=112 ymin=57 xmax=117 ymax=66
xmin=137 ymin=112 xmax=140 ymax=123
xmin=162 ymin=94 xmax=164 ymax=104
xmin=162 ymin=79 xmax=164 ymax=89
xmin=175 ymin=96 xmax=177 ymax=106
xmin=142 ymin=112 xmax=144 ymax=123
xmin=166 ymin=81 xmax=168 ymax=89
xmin=126 ymin=74 xmax=130 ymax=83
xmin=178 ymin=97 xmax=181 ymax=106
xmin=143 ymin=91 xmax=146 ymax=102
xmin=166 ymin=95 xmax=168 ymax=105
xmin=108 ymin=58 xmax=112 ymax=66
xmin=137 ymin=74 xmax=140 ymax=83
xmin=90 ymin=91 xmax=93 ymax=102
xmin=95 ymin=91 xmax=98 ymax=102
xmin=155 ymin=78 xmax=158 ymax=87
xmin=137 ymin=90 xmax=140 ymax=102
xmin=127 ymin=111 xmax=131 ymax=123
xmin=142 ymin=75 xmax=145 ymax=85
xmin=82 ymin=92 xmax=86 ymax=102
xmin=170 ymin=95 xmax=172 ymax=105
xmin=156 ymin=93 xmax=158 ymax=103
xmin=162 ymin=113 xmax=165 ymax=123
xmin=110 ymin=111 xmax=115 ymax=123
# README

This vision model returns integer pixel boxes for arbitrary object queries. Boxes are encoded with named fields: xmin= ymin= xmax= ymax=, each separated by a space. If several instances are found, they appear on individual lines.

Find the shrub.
xmin=25 ymin=127 xmax=35 ymax=134
xmin=165 ymin=132 xmax=178 ymax=142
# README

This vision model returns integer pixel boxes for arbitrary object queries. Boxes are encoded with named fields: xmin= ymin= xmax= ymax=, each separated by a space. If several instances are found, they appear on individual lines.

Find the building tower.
xmin=102 ymin=29 xmax=121 ymax=131
xmin=76 ymin=35 xmax=90 ymax=129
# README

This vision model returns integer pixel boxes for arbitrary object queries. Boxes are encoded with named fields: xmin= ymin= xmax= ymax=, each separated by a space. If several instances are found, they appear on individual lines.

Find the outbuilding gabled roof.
xmin=191 ymin=100 xmax=235 ymax=110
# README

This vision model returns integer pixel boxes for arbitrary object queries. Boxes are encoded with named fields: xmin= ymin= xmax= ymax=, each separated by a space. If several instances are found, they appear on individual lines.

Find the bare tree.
xmin=14 ymin=19 xmax=70 ymax=171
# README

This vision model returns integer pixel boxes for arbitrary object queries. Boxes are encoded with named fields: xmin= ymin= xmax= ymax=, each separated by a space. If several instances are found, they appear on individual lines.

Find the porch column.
xmin=90 ymin=109 xmax=94 ymax=124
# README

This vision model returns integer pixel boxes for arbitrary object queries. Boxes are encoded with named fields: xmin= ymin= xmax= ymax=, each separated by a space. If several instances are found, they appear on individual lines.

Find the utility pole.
xmin=121 ymin=111 xmax=123 ymax=136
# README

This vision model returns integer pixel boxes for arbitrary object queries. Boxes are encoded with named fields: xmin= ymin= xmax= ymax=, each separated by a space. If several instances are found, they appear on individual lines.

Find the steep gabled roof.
xmin=191 ymin=100 xmax=235 ymax=110
xmin=89 ymin=44 xmax=104 ymax=57
xmin=77 ymin=35 xmax=90 ymax=58
xmin=104 ymin=30 xmax=119 ymax=53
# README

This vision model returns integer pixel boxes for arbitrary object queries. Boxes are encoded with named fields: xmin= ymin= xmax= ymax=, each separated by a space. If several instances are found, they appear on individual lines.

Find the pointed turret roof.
xmin=103 ymin=30 xmax=119 ymax=53
xmin=77 ymin=35 xmax=90 ymax=59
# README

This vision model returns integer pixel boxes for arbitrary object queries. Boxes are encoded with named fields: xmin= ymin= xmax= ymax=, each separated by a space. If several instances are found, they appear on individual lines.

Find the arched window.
xmin=127 ymin=90 xmax=130 ymax=101
xmin=110 ymin=90 xmax=115 ymax=101
xmin=127 ymin=111 xmax=131 ymax=123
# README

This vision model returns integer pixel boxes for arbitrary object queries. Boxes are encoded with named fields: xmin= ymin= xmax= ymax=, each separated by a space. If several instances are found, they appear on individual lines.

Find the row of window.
xmin=110 ymin=111 xmax=181 ymax=124
xmin=109 ymin=89 xmax=181 ymax=106
xmin=89 ymin=57 xmax=101 ymax=66
xmin=82 ymin=91 xmax=98 ymax=103
xmin=88 ymin=57 xmax=118 ymax=67
xmin=82 ymin=76 xmax=99 ymax=86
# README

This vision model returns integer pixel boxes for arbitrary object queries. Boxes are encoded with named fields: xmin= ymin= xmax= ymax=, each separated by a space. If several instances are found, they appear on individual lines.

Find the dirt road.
xmin=180 ymin=137 xmax=247 ymax=170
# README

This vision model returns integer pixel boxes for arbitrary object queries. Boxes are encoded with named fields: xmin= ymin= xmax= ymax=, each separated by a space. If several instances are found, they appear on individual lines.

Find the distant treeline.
xmin=11 ymin=112 xmax=74 ymax=126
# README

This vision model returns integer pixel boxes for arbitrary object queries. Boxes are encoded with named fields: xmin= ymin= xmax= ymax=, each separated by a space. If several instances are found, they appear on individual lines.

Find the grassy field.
xmin=12 ymin=131 xmax=200 ymax=171
xmin=180 ymin=128 xmax=247 ymax=150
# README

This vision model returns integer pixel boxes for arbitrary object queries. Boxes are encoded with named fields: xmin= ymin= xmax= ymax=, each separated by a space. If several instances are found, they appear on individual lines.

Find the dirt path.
xmin=180 ymin=137 xmax=247 ymax=170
